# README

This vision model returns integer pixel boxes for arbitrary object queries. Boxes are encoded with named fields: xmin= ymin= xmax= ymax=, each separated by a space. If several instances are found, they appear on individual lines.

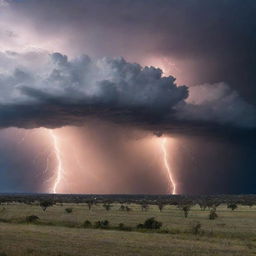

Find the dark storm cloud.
xmin=0 ymin=51 xmax=255 ymax=134
xmin=8 ymin=0 xmax=256 ymax=104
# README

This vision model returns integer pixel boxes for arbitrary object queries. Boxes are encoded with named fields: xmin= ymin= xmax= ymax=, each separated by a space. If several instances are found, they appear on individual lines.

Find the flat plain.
xmin=0 ymin=201 xmax=256 ymax=256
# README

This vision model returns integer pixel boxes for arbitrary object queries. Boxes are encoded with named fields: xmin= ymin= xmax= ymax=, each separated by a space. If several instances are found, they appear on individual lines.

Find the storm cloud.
xmin=0 ymin=51 xmax=255 ymax=132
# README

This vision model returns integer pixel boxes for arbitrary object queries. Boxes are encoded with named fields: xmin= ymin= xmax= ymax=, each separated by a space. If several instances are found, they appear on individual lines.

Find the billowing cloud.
xmin=177 ymin=83 xmax=256 ymax=128
xmin=0 ymin=51 xmax=255 ymax=131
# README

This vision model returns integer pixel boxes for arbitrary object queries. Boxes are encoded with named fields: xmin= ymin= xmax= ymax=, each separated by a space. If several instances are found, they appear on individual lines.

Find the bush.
xmin=0 ymin=252 xmax=7 ymax=256
xmin=191 ymin=221 xmax=202 ymax=235
xmin=103 ymin=204 xmax=112 ymax=211
xmin=137 ymin=223 xmax=144 ymax=229
xmin=26 ymin=215 xmax=40 ymax=223
xmin=65 ymin=208 xmax=73 ymax=213
xmin=83 ymin=220 xmax=92 ymax=228
xmin=94 ymin=220 xmax=109 ymax=229
xmin=40 ymin=200 xmax=54 ymax=211
xmin=137 ymin=217 xmax=162 ymax=230
xmin=119 ymin=205 xmax=125 ymax=211
xmin=125 ymin=206 xmax=131 ymax=212
xmin=209 ymin=209 xmax=218 ymax=220
xmin=118 ymin=223 xmax=132 ymax=231
xmin=227 ymin=203 xmax=238 ymax=211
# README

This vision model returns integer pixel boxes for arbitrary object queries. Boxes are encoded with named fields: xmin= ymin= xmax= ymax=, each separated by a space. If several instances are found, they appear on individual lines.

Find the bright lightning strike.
xmin=48 ymin=130 xmax=64 ymax=194
xmin=160 ymin=137 xmax=177 ymax=195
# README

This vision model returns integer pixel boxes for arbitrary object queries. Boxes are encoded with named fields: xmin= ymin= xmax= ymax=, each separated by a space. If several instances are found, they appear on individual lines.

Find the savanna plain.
xmin=0 ymin=195 xmax=255 ymax=256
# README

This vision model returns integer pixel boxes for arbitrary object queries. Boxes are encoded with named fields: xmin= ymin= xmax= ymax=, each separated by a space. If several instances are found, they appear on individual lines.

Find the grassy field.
xmin=0 ymin=203 xmax=256 ymax=256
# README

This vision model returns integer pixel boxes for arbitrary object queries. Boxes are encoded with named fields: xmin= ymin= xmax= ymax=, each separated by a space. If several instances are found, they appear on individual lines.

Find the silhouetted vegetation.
xmin=157 ymin=202 xmax=165 ymax=212
xmin=94 ymin=220 xmax=110 ymax=229
xmin=103 ymin=203 xmax=112 ymax=211
xmin=65 ymin=208 xmax=73 ymax=213
xmin=86 ymin=200 xmax=94 ymax=210
xmin=0 ymin=194 xmax=255 ymax=208
xmin=26 ymin=215 xmax=39 ymax=223
xmin=83 ymin=220 xmax=92 ymax=228
xmin=178 ymin=204 xmax=191 ymax=218
xmin=227 ymin=203 xmax=238 ymax=211
xmin=209 ymin=209 xmax=218 ymax=220
xmin=137 ymin=217 xmax=162 ymax=230
xmin=118 ymin=223 xmax=132 ymax=231
xmin=40 ymin=200 xmax=54 ymax=211
xmin=191 ymin=221 xmax=202 ymax=235
xmin=141 ymin=203 xmax=149 ymax=211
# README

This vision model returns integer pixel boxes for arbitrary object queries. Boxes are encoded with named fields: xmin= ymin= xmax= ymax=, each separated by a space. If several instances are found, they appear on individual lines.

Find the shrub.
xmin=94 ymin=220 xmax=110 ymax=229
xmin=125 ymin=206 xmax=131 ymax=212
xmin=141 ymin=203 xmax=149 ymax=211
xmin=119 ymin=205 xmax=125 ymax=211
xmin=103 ymin=203 xmax=112 ymax=211
xmin=227 ymin=203 xmax=238 ymax=211
xmin=26 ymin=215 xmax=39 ymax=223
xmin=65 ymin=208 xmax=73 ymax=213
xmin=83 ymin=220 xmax=92 ymax=228
xmin=137 ymin=217 xmax=162 ymax=230
xmin=40 ymin=200 xmax=54 ymax=211
xmin=137 ymin=223 xmax=144 ymax=229
xmin=0 ymin=252 xmax=7 ymax=256
xmin=191 ymin=221 xmax=202 ymax=235
xmin=209 ymin=209 xmax=218 ymax=220
xmin=118 ymin=223 xmax=132 ymax=231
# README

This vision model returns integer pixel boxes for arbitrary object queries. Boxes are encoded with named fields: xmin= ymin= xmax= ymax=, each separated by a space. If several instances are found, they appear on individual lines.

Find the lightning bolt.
xmin=160 ymin=137 xmax=177 ymax=195
xmin=48 ymin=130 xmax=64 ymax=194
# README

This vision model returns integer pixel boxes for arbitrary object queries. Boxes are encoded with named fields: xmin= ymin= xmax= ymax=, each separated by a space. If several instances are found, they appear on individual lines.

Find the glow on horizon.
xmin=160 ymin=137 xmax=177 ymax=194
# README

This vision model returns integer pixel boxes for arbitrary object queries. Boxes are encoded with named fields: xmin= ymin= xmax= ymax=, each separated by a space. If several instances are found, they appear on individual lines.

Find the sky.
xmin=0 ymin=0 xmax=255 ymax=194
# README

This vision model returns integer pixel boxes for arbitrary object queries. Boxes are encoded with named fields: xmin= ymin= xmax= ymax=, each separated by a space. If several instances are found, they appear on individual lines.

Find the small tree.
xmin=141 ymin=203 xmax=149 ymax=211
xmin=103 ymin=203 xmax=112 ymax=211
xmin=227 ymin=203 xmax=238 ymax=211
xmin=209 ymin=209 xmax=218 ymax=220
xmin=86 ymin=200 xmax=94 ymax=211
xmin=179 ymin=205 xmax=191 ymax=218
xmin=40 ymin=200 xmax=54 ymax=211
xmin=157 ymin=202 xmax=165 ymax=212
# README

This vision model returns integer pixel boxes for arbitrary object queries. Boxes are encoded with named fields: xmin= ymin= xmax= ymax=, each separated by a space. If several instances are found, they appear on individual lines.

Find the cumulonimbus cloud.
xmin=0 ymin=51 xmax=255 ymax=131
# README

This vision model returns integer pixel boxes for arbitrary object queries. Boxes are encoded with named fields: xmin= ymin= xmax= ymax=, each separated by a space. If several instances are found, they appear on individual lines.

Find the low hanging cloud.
xmin=0 ymin=51 xmax=255 ymax=132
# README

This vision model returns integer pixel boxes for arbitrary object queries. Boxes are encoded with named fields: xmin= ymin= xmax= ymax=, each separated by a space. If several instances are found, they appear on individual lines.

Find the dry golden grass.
xmin=0 ymin=203 xmax=255 ymax=256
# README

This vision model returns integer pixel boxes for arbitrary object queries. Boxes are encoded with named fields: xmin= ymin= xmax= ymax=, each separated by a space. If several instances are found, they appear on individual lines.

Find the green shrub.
xmin=26 ymin=215 xmax=39 ymax=223
xmin=83 ymin=220 xmax=92 ymax=228
xmin=65 ymin=208 xmax=73 ymax=213
xmin=137 ymin=217 xmax=162 ymax=230
xmin=227 ymin=203 xmax=238 ymax=211
xmin=137 ymin=223 xmax=144 ymax=229
xmin=40 ymin=200 xmax=54 ymax=211
xmin=94 ymin=220 xmax=109 ymax=229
